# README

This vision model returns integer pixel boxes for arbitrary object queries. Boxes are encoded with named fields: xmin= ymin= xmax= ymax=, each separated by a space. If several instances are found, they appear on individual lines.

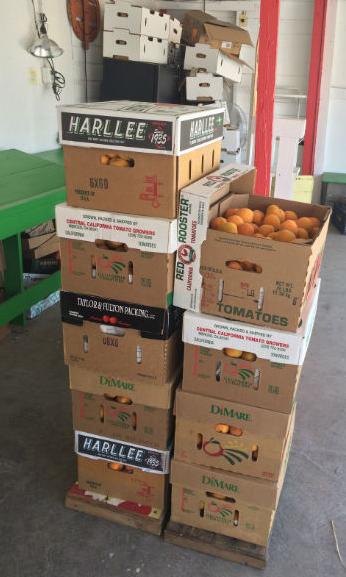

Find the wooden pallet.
xmin=163 ymin=521 xmax=268 ymax=569
xmin=65 ymin=483 xmax=167 ymax=536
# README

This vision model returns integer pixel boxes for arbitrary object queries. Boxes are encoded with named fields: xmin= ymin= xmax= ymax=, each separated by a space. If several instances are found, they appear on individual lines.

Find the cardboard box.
xmin=184 ymin=44 xmax=245 ymax=84
xmin=169 ymin=17 xmax=182 ymax=44
xmin=75 ymin=430 xmax=171 ymax=473
xmin=21 ymin=232 xmax=59 ymax=259
xmin=182 ymin=280 xmax=319 ymax=413
xmin=104 ymin=1 xmax=171 ymax=39
xmin=61 ymin=290 xmax=182 ymax=384
xmin=69 ymin=366 xmax=177 ymax=408
xmin=186 ymin=73 xmax=224 ymax=102
xmin=103 ymin=29 xmax=169 ymax=64
xmin=174 ymin=388 xmax=294 ymax=481
xmin=170 ymin=413 xmax=293 ymax=545
xmin=59 ymin=237 xmax=175 ymax=308
xmin=23 ymin=220 xmax=55 ymax=238
xmin=78 ymin=455 xmax=168 ymax=509
xmin=182 ymin=11 xmax=253 ymax=58
xmin=71 ymin=368 xmax=180 ymax=450
xmin=173 ymin=163 xmax=331 ymax=332
xmin=222 ymin=126 xmax=240 ymax=152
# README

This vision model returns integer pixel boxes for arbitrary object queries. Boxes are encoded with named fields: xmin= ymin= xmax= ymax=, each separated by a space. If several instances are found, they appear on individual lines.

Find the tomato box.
xmin=77 ymin=455 xmax=168 ymax=510
xmin=71 ymin=368 xmax=181 ymax=450
xmin=58 ymin=101 xmax=224 ymax=219
xmin=174 ymin=388 xmax=294 ymax=481
xmin=61 ymin=291 xmax=183 ymax=384
xmin=173 ymin=163 xmax=331 ymax=331
xmin=170 ymin=414 xmax=293 ymax=546
xmin=181 ymin=280 xmax=320 ymax=413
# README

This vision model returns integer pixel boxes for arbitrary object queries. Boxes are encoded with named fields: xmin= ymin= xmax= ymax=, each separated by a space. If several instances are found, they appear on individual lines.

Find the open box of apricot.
xmin=58 ymin=100 xmax=224 ymax=219
xmin=173 ymin=163 xmax=331 ymax=331
xmin=174 ymin=388 xmax=295 ymax=482
xmin=182 ymin=280 xmax=320 ymax=413
xmin=170 ymin=416 xmax=293 ymax=546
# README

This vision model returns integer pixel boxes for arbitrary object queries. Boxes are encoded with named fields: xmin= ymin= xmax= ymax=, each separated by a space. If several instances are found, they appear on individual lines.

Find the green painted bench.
xmin=0 ymin=148 xmax=65 ymax=326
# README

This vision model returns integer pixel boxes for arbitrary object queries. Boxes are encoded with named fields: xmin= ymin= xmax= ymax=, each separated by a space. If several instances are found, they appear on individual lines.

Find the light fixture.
xmin=29 ymin=13 xmax=64 ymax=58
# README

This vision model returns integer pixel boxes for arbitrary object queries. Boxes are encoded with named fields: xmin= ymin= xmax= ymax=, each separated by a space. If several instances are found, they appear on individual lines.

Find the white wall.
xmin=0 ymin=0 xmax=104 ymax=153
xmin=322 ymin=0 xmax=346 ymax=173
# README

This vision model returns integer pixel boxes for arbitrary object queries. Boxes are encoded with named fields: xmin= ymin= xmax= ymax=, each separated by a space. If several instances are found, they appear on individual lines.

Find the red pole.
xmin=254 ymin=0 xmax=280 ymax=196
xmin=302 ymin=0 xmax=327 ymax=175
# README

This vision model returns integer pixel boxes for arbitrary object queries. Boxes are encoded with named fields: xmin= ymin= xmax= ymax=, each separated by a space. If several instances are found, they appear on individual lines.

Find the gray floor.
xmin=1 ymin=225 xmax=346 ymax=577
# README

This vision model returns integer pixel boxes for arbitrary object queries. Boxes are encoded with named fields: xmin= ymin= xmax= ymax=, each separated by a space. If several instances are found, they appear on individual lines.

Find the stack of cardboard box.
xmin=56 ymin=100 xmax=224 ymax=532
xmin=103 ymin=0 xmax=182 ymax=65
xmin=170 ymin=164 xmax=331 ymax=550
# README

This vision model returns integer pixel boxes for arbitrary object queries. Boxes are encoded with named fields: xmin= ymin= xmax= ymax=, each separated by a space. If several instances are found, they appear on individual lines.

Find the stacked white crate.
xmin=103 ymin=0 xmax=182 ymax=65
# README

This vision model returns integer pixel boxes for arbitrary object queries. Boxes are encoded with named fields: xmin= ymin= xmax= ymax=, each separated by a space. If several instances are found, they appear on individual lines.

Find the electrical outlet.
xmin=41 ymin=65 xmax=52 ymax=85
xmin=28 ymin=68 xmax=40 ymax=85
xmin=239 ymin=11 xmax=247 ymax=28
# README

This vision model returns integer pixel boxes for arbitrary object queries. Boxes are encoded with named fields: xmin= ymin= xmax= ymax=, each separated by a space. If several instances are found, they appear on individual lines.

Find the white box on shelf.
xmin=184 ymin=44 xmax=245 ymax=83
xmin=168 ymin=17 xmax=182 ymax=44
xmin=186 ymin=73 xmax=223 ymax=102
xmin=103 ymin=29 xmax=168 ymax=64
xmin=104 ymin=1 xmax=170 ymax=40
xmin=222 ymin=126 xmax=240 ymax=151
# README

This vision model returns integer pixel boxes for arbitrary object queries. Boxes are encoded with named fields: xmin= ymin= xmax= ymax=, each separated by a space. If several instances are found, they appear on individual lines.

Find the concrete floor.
xmin=1 ymin=225 xmax=346 ymax=577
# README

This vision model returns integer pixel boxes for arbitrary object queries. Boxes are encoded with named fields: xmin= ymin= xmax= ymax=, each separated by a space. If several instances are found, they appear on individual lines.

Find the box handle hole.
xmin=132 ymin=412 xmax=137 ymax=430
xmin=226 ymin=260 xmax=262 ymax=273
xmin=197 ymin=433 xmax=203 ymax=450
xmin=252 ymin=445 xmax=259 ymax=462
xmin=206 ymin=492 xmax=235 ymax=503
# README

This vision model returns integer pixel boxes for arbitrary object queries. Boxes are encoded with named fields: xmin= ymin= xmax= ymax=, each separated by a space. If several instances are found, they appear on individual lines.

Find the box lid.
xmin=58 ymin=100 xmax=224 ymax=155
xmin=182 ymin=279 xmax=320 ymax=366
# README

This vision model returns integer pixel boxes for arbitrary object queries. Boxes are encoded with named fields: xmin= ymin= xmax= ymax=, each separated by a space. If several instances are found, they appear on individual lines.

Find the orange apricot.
xmin=224 ymin=208 xmax=239 ymax=219
xmin=224 ymin=348 xmax=243 ymax=358
xmin=276 ymin=230 xmax=296 ymax=242
xmin=253 ymin=209 xmax=265 ymax=225
xmin=268 ymin=232 xmax=278 ymax=239
xmin=252 ymin=223 xmax=259 ymax=233
xmin=239 ymin=259 xmax=255 ymax=271
xmin=280 ymin=220 xmax=298 ymax=234
xmin=238 ymin=223 xmax=254 ymax=236
xmin=237 ymin=207 xmax=254 ymax=223
xmin=109 ymin=463 xmax=125 ymax=471
xmin=227 ymin=215 xmax=244 ymax=226
xmin=218 ymin=221 xmax=238 ymax=233
xmin=211 ymin=217 xmax=226 ymax=229
xmin=310 ymin=226 xmax=320 ymax=238
xmin=266 ymin=204 xmax=281 ymax=216
xmin=229 ymin=426 xmax=243 ymax=437
xmin=278 ymin=209 xmax=285 ymax=223
xmin=285 ymin=210 xmax=298 ymax=221
xmin=227 ymin=261 xmax=243 ymax=270
xmin=263 ymin=214 xmax=280 ymax=229
xmin=254 ymin=233 xmax=265 ymax=238
xmin=309 ymin=217 xmax=321 ymax=228
xmin=258 ymin=224 xmax=274 ymax=237
xmin=297 ymin=227 xmax=309 ymax=239
xmin=215 ymin=424 xmax=230 ymax=434
xmin=101 ymin=155 xmax=110 ymax=165
xmin=255 ymin=265 xmax=263 ymax=273
xmin=296 ymin=217 xmax=313 ymax=232
xmin=242 ymin=351 xmax=257 ymax=361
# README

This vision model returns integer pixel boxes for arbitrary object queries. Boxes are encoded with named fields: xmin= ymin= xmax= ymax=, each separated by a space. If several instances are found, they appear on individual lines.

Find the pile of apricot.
xmin=211 ymin=204 xmax=322 ymax=243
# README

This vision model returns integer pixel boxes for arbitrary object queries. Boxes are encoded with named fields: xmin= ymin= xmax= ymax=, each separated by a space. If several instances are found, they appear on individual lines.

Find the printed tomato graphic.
xmin=203 ymin=438 xmax=249 ymax=465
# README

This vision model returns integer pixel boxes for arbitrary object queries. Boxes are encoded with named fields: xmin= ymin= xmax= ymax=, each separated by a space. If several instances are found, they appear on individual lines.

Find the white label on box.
xmin=103 ymin=29 xmax=168 ymax=65
xmin=186 ymin=73 xmax=224 ymax=102
xmin=173 ymin=164 xmax=254 ymax=311
xmin=184 ymin=44 xmax=243 ymax=83
xmin=55 ymin=203 xmax=178 ymax=254
xmin=183 ymin=279 xmax=320 ymax=366
xmin=104 ymin=1 xmax=170 ymax=39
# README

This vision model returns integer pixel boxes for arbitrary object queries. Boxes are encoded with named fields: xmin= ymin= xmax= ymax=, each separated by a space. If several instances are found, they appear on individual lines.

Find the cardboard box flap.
xmin=170 ymin=459 xmax=281 ymax=510
xmin=175 ymin=388 xmax=292 ymax=438
xmin=182 ymin=279 xmax=320 ymax=365
xmin=184 ymin=11 xmax=253 ymax=47
xmin=58 ymin=100 xmax=224 ymax=155
xmin=55 ymin=203 xmax=178 ymax=254
xmin=60 ymin=290 xmax=182 ymax=338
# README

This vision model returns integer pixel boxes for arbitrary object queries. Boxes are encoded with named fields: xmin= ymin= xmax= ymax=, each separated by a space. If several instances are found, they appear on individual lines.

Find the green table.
xmin=0 ymin=149 xmax=66 ymax=326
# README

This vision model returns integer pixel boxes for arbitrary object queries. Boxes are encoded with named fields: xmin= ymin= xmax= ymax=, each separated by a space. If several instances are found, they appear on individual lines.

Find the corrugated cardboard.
xmin=58 ymin=101 xmax=224 ymax=155
xmin=184 ymin=44 xmax=246 ymax=83
xmin=174 ymin=388 xmax=294 ymax=481
xmin=23 ymin=220 xmax=55 ymax=238
xmin=182 ymin=11 xmax=253 ymax=57
xmin=103 ymin=29 xmax=169 ymax=65
xmin=75 ymin=430 xmax=171 ymax=473
xmin=63 ymin=321 xmax=182 ymax=384
xmin=186 ymin=73 xmax=224 ymax=102
xmin=62 ymin=141 xmax=221 ymax=220
xmin=78 ymin=455 xmax=168 ymax=509
xmin=72 ymin=390 xmax=174 ymax=450
xmin=182 ymin=279 xmax=320 ymax=366
xmin=173 ymin=163 xmax=331 ymax=332
xmin=104 ymin=1 xmax=171 ymax=39
xmin=21 ymin=232 xmax=59 ymax=259
xmin=170 ymin=411 xmax=294 ymax=546
xmin=55 ymin=203 xmax=178 ymax=253
xmin=59 ymin=237 xmax=175 ymax=308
